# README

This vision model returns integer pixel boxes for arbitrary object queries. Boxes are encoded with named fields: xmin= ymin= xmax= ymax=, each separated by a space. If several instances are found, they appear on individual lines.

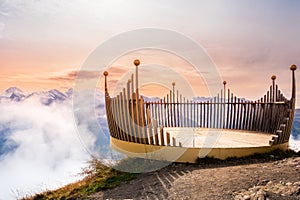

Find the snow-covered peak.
xmin=192 ymin=96 xmax=212 ymax=102
xmin=5 ymin=87 xmax=23 ymax=94
xmin=66 ymin=88 xmax=73 ymax=98
xmin=9 ymin=93 xmax=26 ymax=101
xmin=142 ymin=96 xmax=161 ymax=102
xmin=4 ymin=87 xmax=25 ymax=97
xmin=1 ymin=87 xmax=26 ymax=101
xmin=48 ymin=89 xmax=68 ymax=101
xmin=30 ymin=89 xmax=69 ymax=105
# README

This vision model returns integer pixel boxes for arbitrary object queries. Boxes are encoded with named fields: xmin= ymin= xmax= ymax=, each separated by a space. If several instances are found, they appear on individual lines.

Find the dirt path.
xmin=88 ymin=157 xmax=300 ymax=199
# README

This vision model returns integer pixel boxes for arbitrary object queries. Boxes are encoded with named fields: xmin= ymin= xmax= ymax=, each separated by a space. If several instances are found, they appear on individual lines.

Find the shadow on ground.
xmin=93 ymin=149 xmax=300 ymax=199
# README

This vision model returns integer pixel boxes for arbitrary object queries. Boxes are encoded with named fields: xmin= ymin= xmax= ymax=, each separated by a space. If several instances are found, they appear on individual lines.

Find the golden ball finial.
xmin=134 ymin=59 xmax=140 ymax=67
xmin=223 ymin=81 xmax=227 ymax=85
xmin=103 ymin=71 xmax=108 ymax=76
xmin=172 ymin=82 xmax=175 ymax=86
xmin=271 ymin=75 xmax=276 ymax=80
xmin=290 ymin=64 xmax=297 ymax=71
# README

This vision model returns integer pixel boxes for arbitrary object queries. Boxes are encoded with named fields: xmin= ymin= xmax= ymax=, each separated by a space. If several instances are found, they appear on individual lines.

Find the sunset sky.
xmin=0 ymin=0 xmax=300 ymax=107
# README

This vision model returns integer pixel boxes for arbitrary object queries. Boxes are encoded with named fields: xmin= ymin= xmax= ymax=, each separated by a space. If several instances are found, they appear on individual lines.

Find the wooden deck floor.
xmin=163 ymin=128 xmax=274 ymax=148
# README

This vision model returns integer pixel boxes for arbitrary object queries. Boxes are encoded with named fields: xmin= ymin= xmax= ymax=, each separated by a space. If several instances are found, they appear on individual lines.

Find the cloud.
xmin=0 ymin=93 xmax=110 ymax=199
xmin=49 ymin=70 xmax=101 ymax=82
xmin=48 ymin=71 xmax=77 ymax=82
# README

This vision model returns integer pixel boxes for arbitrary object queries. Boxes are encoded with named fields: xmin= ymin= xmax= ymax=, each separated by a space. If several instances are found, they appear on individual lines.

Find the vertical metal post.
xmin=223 ymin=81 xmax=227 ymax=128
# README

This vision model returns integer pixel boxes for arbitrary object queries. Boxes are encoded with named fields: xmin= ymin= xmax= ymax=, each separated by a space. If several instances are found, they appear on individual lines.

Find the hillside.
xmin=26 ymin=150 xmax=300 ymax=200
xmin=89 ymin=154 xmax=300 ymax=200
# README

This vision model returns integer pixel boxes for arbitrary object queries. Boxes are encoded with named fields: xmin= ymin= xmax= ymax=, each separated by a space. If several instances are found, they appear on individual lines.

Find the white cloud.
xmin=0 ymin=98 xmax=93 ymax=199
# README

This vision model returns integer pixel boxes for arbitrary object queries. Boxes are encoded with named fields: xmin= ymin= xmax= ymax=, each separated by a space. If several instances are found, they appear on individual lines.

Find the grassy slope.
xmin=23 ymin=158 xmax=138 ymax=200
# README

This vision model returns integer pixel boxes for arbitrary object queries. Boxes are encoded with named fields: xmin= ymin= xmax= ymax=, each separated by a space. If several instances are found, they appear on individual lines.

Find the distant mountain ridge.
xmin=0 ymin=87 xmax=221 ymax=105
xmin=0 ymin=87 xmax=72 ymax=105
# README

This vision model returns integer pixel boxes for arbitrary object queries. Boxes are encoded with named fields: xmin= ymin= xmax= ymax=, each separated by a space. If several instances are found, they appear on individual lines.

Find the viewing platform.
xmin=161 ymin=128 xmax=274 ymax=148
xmin=103 ymin=60 xmax=297 ymax=163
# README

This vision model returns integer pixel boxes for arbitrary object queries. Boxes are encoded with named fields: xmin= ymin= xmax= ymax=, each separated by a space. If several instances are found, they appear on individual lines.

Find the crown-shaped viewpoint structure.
xmin=103 ymin=61 xmax=297 ymax=163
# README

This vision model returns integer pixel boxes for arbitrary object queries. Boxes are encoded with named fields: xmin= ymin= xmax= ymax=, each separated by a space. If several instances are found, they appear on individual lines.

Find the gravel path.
xmin=88 ymin=157 xmax=300 ymax=199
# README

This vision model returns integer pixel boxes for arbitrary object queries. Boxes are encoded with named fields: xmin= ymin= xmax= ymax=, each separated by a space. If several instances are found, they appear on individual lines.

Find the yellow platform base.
xmin=110 ymin=137 xmax=289 ymax=163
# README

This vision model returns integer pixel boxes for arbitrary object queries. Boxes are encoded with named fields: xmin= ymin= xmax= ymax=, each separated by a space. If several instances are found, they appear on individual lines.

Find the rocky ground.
xmin=88 ymin=156 xmax=300 ymax=200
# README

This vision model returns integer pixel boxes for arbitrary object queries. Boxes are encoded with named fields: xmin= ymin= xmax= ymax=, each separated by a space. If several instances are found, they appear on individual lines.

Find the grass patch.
xmin=23 ymin=157 xmax=138 ymax=200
